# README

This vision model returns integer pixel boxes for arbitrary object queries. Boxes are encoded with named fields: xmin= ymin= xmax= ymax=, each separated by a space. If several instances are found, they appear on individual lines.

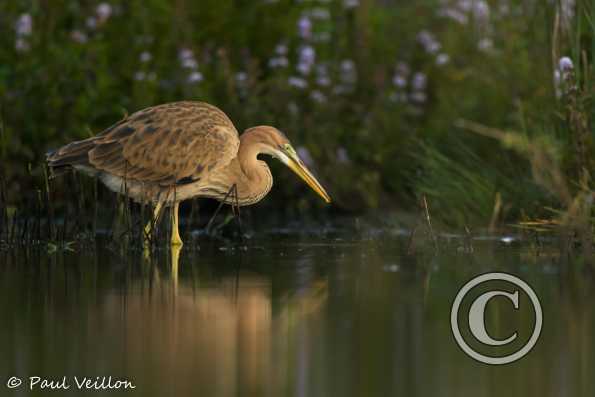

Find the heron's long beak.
xmin=281 ymin=147 xmax=331 ymax=204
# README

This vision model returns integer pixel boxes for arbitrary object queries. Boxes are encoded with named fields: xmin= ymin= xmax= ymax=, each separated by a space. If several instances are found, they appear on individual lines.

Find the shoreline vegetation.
xmin=0 ymin=1 xmax=593 ymax=255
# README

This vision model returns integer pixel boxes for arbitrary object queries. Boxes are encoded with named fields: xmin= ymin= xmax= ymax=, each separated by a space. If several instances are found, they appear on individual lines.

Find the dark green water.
xmin=1 ymin=227 xmax=594 ymax=397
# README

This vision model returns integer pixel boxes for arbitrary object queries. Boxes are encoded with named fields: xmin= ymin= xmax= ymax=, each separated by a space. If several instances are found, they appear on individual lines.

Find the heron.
xmin=47 ymin=101 xmax=331 ymax=245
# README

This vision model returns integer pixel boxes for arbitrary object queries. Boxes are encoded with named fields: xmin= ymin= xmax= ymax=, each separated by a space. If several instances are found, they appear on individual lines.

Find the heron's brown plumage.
xmin=49 ymin=101 xmax=239 ymax=187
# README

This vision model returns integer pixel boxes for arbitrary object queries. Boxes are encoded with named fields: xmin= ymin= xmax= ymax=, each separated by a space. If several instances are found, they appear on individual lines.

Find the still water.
xmin=1 ymin=225 xmax=594 ymax=397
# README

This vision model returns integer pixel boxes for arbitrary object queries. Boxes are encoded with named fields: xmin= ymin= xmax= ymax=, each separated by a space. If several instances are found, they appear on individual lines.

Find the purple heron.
xmin=47 ymin=101 xmax=331 ymax=245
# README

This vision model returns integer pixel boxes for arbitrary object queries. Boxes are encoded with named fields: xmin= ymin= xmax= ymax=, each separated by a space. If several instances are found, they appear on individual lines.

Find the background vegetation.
xmin=0 ymin=0 xmax=593 ymax=231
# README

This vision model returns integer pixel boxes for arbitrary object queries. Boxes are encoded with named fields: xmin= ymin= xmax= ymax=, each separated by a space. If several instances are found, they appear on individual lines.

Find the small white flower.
xmin=392 ymin=75 xmax=407 ymax=88
xmin=15 ymin=14 xmax=33 ymax=36
xmin=298 ymin=16 xmax=312 ymax=39
xmin=478 ymin=38 xmax=493 ymax=51
xmin=438 ymin=8 xmax=468 ymax=25
xmin=140 ymin=51 xmax=152 ymax=63
xmin=15 ymin=37 xmax=30 ymax=52
xmin=412 ymin=72 xmax=427 ymax=91
xmin=299 ymin=46 xmax=316 ymax=63
xmin=288 ymin=76 xmax=308 ymax=89
xmin=297 ymin=45 xmax=316 ymax=75
xmin=310 ymin=90 xmax=327 ymax=103
xmin=269 ymin=57 xmax=288 ymax=68
xmin=70 ymin=30 xmax=88 ymax=44
xmin=344 ymin=0 xmax=359 ymax=9
xmin=178 ymin=48 xmax=199 ymax=69
xmin=310 ymin=8 xmax=330 ymax=19
xmin=458 ymin=0 xmax=473 ymax=12
xmin=411 ymin=91 xmax=427 ymax=103
xmin=555 ymin=56 xmax=575 ymax=97
xmin=428 ymin=41 xmax=441 ymax=54
xmin=316 ymin=75 xmax=331 ymax=87
xmin=134 ymin=71 xmax=146 ymax=81
xmin=96 ymin=3 xmax=113 ymax=22
xmin=340 ymin=59 xmax=357 ymax=84
xmin=558 ymin=56 xmax=574 ymax=72
xmin=316 ymin=64 xmax=331 ymax=87
xmin=417 ymin=30 xmax=434 ymax=44
xmin=554 ymin=69 xmax=561 ymax=85
xmin=187 ymin=71 xmax=203 ymax=83
xmin=396 ymin=62 xmax=410 ymax=76
xmin=235 ymin=72 xmax=248 ymax=83
xmin=341 ymin=59 xmax=355 ymax=71
xmin=383 ymin=264 xmax=400 ymax=272
xmin=86 ymin=17 xmax=97 ymax=30
xmin=182 ymin=58 xmax=198 ymax=69
xmin=417 ymin=31 xmax=441 ymax=54
xmin=472 ymin=0 xmax=490 ymax=21
xmin=436 ymin=53 xmax=450 ymax=66
xmin=297 ymin=63 xmax=311 ymax=75
xmin=275 ymin=44 xmax=288 ymax=55
xmin=178 ymin=48 xmax=194 ymax=61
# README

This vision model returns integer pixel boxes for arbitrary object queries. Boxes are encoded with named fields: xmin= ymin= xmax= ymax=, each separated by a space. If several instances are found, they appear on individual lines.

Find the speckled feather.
xmin=50 ymin=101 xmax=240 ymax=187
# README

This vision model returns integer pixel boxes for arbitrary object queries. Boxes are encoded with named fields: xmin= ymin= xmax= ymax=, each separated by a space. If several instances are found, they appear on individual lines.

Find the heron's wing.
xmin=88 ymin=102 xmax=240 ymax=186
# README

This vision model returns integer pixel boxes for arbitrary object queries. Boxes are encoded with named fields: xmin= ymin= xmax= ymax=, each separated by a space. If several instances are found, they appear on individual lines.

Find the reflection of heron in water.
xmin=47 ymin=101 xmax=331 ymax=245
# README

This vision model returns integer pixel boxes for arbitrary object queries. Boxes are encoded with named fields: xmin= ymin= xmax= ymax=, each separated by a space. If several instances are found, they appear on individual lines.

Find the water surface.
xmin=1 ymin=226 xmax=593 ymax=396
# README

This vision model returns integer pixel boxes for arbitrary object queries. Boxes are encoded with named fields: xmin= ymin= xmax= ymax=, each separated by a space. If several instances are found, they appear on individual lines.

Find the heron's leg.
xmin=171 ymin=243 xmax=181 ymax=293
xmin=144 ymin=202 xmax=163 ymax=242
xmin=231 ymin=184 xmax=244 ymax=240
xmin=206 ymin=185 xmax=235 ymax=234
xmin=171 ymin=202 xmax=183 ymax=246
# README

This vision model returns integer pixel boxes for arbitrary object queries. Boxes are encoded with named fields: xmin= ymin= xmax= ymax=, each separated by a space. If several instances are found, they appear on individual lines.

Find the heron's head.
xmin=244 ymin=126 xmax=331 ymax=204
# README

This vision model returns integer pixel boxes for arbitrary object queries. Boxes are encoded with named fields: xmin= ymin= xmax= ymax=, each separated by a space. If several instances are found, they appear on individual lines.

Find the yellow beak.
xmin=285 ymin=152 xmax=332 ymax=204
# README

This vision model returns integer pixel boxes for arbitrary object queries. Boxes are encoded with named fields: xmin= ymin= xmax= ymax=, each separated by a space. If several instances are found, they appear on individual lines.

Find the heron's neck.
xmin=235 ymin=131 xmax=273 ymax=203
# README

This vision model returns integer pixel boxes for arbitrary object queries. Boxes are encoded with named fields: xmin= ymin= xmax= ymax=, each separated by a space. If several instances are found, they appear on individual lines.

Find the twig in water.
xmin=489 ymin=192 xmax=502 ymax=234
xmin=422 ymin=195 xmax=439 ymax=252
xmin=43 ymin=164 xmax=55 ymax=241
xmin=406 ymin=220 xmax=421 ymax=255
xmin=464 ymin=226 xmax=474 ymax=254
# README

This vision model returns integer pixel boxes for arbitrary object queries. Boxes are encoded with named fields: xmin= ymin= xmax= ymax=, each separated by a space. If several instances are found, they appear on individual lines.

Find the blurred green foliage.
xmin=0 ymin=0 xmax=593 ymax=227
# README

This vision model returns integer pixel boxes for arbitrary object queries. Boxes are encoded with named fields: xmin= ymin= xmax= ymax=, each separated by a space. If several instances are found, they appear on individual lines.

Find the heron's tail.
xmin=46 ymin=137 xmax=97 ymax=177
